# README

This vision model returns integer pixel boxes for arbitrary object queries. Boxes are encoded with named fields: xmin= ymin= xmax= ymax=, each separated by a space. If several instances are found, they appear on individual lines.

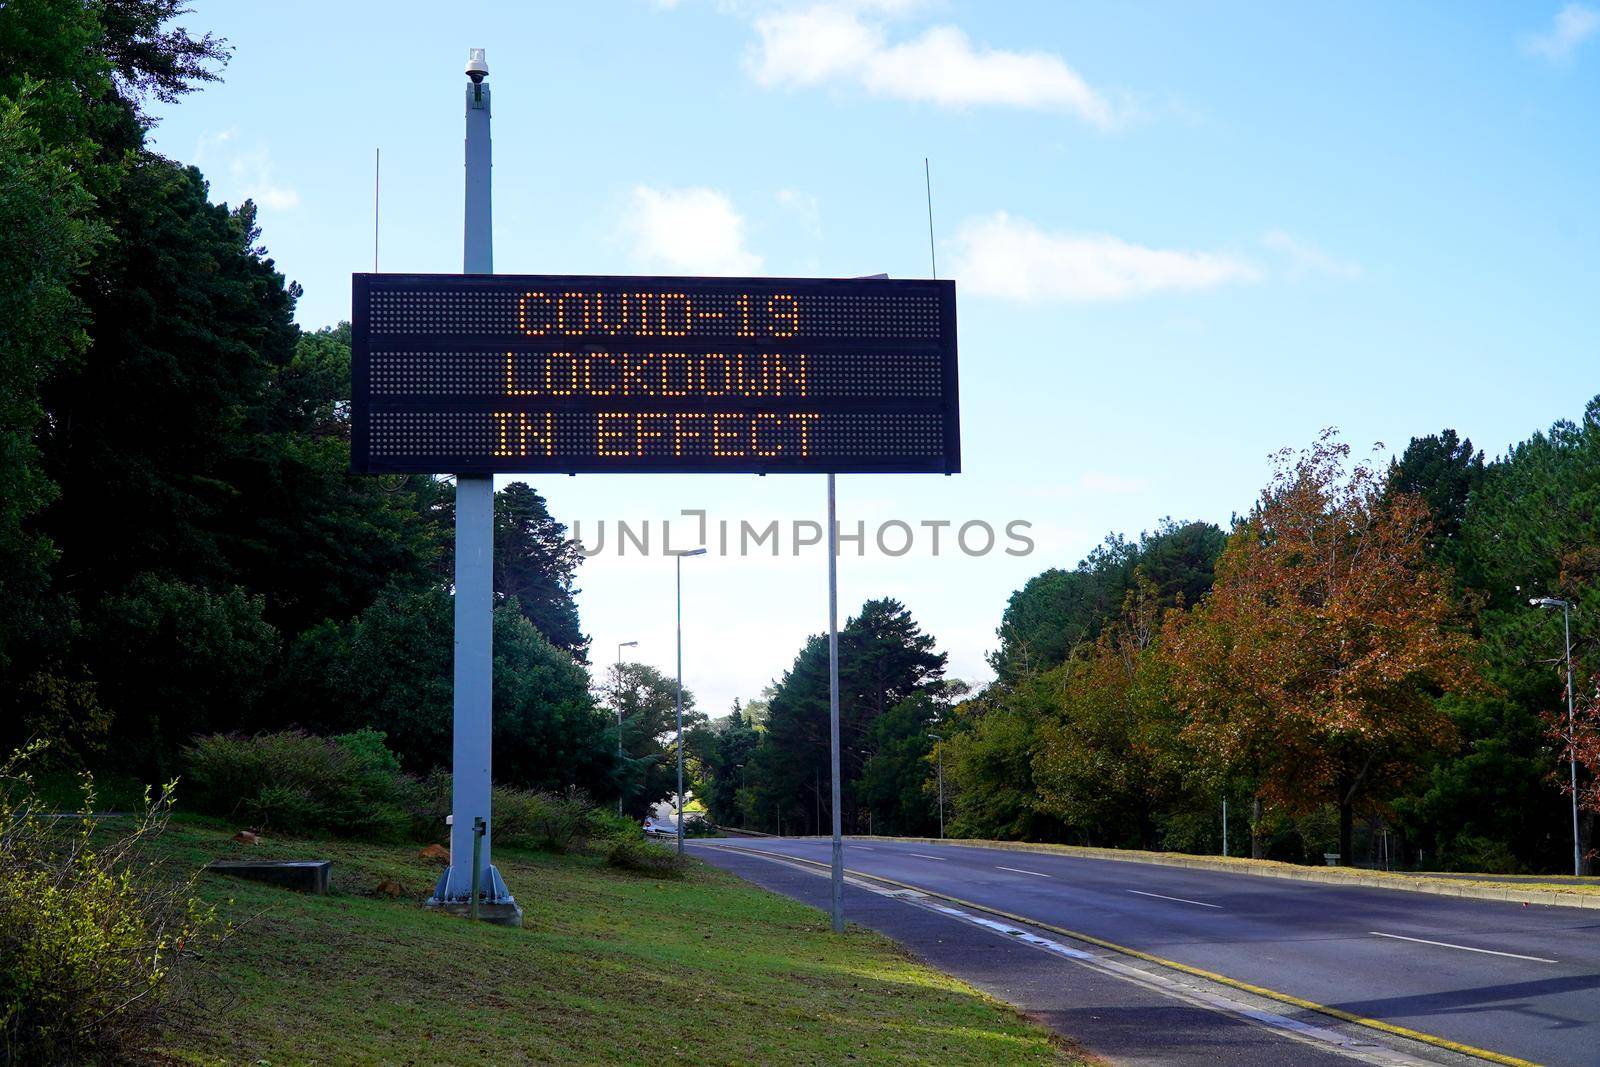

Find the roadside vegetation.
xmin=0 ymin=745 xmax=217 ymax=1063
xmin=6 ymin=731 xmax=1073 ymax=1064
xmin=706 ymin=418 xmax=1600 ymax=877
xmin=146 ymin=822 xmax=1075 ymax=1065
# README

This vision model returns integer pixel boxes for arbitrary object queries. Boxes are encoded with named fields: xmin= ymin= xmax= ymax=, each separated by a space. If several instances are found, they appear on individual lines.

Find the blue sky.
xmin=150 ymin=2 xmax=1599 ymax=715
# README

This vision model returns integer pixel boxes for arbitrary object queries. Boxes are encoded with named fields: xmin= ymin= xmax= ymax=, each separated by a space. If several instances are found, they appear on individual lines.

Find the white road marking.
xmin=908 ymin=852 xmax=947 ymax=861
xmin=1369 ymin=931 xmax=1556 ymax=963
xmin=700 ymin=842 xmax=1439 ymax=1065
xmin=851 ymin=845 xmax=875 ymax=851
xmin=1127 ymin=889 xmax=1222 ymax=909
xmin=995 ymin=865 xmax=1051 ymax=878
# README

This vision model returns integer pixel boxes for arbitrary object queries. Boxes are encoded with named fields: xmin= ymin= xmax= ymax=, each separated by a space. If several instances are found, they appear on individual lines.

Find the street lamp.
xmin=675 ymin=548 xmax=707 ymax=855
xmin=615 ymin=641 xmax=638 ymax=815
xmin=928 ymin=733 xmax=945 ymax=840
xmin=1531 ymin=596 xmax=1582 ymax=877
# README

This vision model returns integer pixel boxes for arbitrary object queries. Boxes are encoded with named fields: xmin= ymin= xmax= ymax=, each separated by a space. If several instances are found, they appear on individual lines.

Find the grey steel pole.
xmin=827 ymin=474 xmax=844 ymax=933
xmin=937 ymin=746 xmax=944 ymax=840
xmin=435 ymin=48 xmax=511 ymax=912
xmin=616 ymin=641 xmax=636 ymax=817
xmin=671 ymin=549 xmax=703 ymax=854
xmin=1566 ymin=603 xmax=1581 ymax=878
xmin=676 ymin=554 xmax=685 ymax=857
xmin=1222 ymin=796 xmax=1229 ymax=857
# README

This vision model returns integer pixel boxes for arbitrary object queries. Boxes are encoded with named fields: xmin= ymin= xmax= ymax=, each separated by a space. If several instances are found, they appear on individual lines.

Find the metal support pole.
xmin=1222 ymin=796 xmax=1229 ymax=857
xmin=936 ymin=746 xmax=944 ymax=840
xmin=616 ymin=640 xmax=636 ymax=817
xmin=1565 ymin=603 xmax=1581 ymax=878
xmin=676 ymin=555 xmax=686 ymax=857
xmin=827 ymin=474 xmax=844 ymax=933
xmin=432 ymin=50 xmax=513 ymax=916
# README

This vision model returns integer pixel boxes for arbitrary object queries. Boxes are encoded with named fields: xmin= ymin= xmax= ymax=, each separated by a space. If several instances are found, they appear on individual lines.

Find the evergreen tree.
xmin=750 ymin=599 xmax=946 ymax=834
xmin=493 ymin=482 xmax=589 ymax=661
xmin=602 ymin=661 xmax=702 ymax=818
xmin=990 ymin=520 xmax=1224 ymax=683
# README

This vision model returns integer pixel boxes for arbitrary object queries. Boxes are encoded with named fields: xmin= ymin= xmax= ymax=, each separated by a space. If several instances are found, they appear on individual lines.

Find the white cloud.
xmin=1262 ymin=229 xmax=1362 ymax=280
xmin=622 ymin=186 xmax=762 ymax=275
xmin=775 ymin=187 xmax=822 ymax=236
xmin=950 ymin=212 xmax=1260 ymax=302
xmin=1024 ymin=472 xmax=1150 ymax=499
xmin=193 ymin=129 xmax=299 ymax=211
xmin=1522 ymin=3 xmax=1600 ymax=61
xmin=192 ymin=128 xmax=235 ymax=166
xmin=746 ymin=4 xmax=1116 ymax=127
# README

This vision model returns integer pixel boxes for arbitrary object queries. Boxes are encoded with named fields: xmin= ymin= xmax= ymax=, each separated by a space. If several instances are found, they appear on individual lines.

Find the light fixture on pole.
xmin=675 ymin=549 xmax=707 ymax=856
xmin=928 ymin=732 xmax=945 ymax=840
xmin=615 ymin=641 xmax=638 ymax=816
xmin=1531 ymin=596 xmax=1583 ymax=877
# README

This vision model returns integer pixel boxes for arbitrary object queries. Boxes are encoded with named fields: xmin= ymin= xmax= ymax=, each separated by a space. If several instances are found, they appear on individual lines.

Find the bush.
xmin=582 ymin=807 xmax=637 ymax=841
xmin=492 ymin=789 xmax=585 ymax=853
xmin=183 ymin=729 xmax=416 ymax=839
xmin=1442 ymin=834 xmax=1527 ymax=875
xmin=604 ymin=832 xmax=683 ymax=877
xmin=0 ymin=743 xmax=216 ymax=1062
xmin=185 ymin=729 xmax=633 ymax=855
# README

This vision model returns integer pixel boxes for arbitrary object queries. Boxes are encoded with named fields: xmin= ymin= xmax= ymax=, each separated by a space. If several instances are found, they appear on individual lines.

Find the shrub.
xmin=582 ymin=807 xmax=637 ymax=842
xmin=1442 ymin=835 xmax=1527 ymax=875
xmin=492 ymin=789 xmax=584 ymax=853
xmin=185 ymin=730 xmax=631 ymax=855
xmin=183 ymin=729 xmax=416 ymax=839
xmin=604 ymin=832 xmax=683 ymax=877
xmin=0 ymin=743 xmax=216 ymax=1062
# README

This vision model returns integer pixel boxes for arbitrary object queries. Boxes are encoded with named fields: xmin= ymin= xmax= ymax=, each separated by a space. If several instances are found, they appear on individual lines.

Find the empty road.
xmin=693 ymin=837 xmax=1600 ymax=1067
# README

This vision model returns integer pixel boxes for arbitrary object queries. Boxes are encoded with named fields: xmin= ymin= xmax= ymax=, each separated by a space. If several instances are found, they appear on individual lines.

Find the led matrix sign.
xmin=351 ymin=274 xmax=959 ymax=475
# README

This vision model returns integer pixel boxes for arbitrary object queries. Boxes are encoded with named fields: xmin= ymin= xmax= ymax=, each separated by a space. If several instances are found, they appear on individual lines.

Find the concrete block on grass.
xmin=208 ymin=859 xmax=331 ymax=894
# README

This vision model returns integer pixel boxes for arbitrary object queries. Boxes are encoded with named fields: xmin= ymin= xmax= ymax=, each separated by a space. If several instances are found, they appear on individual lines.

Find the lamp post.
xmin=1531 ymin=597 xmax=1582 ymax=877
xmin=615 ymin=640 xmax=638 ymax=816
xmin=675 ymin=548 xmax=707 ymax=855
xmin=928 ymin=732 xmax=945 ymax=840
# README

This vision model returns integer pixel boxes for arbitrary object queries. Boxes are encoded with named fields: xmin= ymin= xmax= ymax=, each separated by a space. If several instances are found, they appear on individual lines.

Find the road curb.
xmin=849 ymin=835 xmax=1600 ymax=911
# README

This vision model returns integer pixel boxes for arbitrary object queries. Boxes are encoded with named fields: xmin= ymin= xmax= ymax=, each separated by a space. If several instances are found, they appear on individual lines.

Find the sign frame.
xmin=350 ymin=272 xmax=959 ymax=476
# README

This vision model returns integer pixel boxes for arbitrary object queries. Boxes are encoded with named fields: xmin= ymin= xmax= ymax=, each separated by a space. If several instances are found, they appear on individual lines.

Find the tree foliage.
xmin=989 ymin=520 xmax=1224 ymax=683
xmin=494 ymin=482 xmax=589 ymax=661
xmin=0 ymin=1 xmax=600 ymax=798
xmin=1162 ymin=432 xmax=1478 ymax=862
xmin=600 ymin=661 xmax=701 ymax=819
xmin=744 ymin=599 xmax=946 ymax=835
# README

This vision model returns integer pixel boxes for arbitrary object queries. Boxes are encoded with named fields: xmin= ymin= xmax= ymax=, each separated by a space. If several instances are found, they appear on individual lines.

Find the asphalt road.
xmin=692 ymin=837 xmax=1600 ymax=1067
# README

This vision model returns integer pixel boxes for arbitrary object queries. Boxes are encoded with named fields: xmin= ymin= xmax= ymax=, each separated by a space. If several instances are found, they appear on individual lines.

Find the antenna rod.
xmin=924 ymin=157 xmax=937 ymax=278
xmin=373 ymin=147 xmax=380 ymax=272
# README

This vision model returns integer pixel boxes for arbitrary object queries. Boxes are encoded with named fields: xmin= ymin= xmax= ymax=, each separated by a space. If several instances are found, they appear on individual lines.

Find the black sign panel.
xmin=351 ymin=273 xmax=959 ymax=474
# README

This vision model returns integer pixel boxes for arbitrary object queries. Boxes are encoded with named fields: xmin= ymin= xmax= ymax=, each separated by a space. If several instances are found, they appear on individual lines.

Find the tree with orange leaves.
xmin=1548 ymin=671 xmax=1600 ymax=852
xmin=1164 ymin=431 xmax=1478 ymax=864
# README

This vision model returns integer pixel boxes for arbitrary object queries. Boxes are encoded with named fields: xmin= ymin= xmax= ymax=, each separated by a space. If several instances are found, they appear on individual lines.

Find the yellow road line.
xmin=698 ymin=842 xmax=1544 ymax=1067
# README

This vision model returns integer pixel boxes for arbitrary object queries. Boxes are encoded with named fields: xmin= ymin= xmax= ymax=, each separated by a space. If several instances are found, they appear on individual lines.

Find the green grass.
xmin=144 ymin=819 xmax=1077 ymax=1065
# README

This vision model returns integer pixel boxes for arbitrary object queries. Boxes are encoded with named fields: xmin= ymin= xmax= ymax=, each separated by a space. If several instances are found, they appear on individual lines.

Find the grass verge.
xmin=144 ymin=819 xmax=1077 ymax=1065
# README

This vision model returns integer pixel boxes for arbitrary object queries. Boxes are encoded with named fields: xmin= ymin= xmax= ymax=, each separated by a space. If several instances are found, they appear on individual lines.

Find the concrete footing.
xmin=207 ymin=859 xmax=331 ymax=893
xmin=425 ymin=898 xmax=524 ymax=927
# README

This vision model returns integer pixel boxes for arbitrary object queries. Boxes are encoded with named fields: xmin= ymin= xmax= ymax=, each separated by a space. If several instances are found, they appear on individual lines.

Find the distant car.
xmin=641 ymin=816 xmax=676 ymax=838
